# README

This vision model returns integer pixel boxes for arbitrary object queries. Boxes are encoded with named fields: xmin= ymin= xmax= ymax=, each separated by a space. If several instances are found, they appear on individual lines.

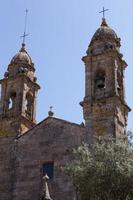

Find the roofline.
xmin=16 ymin=116 xmax=85 ymax=139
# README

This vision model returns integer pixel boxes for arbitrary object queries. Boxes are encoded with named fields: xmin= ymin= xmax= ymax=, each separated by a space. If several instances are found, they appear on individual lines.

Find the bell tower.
xmin=0 ymin=43 xmax=40 ymax=135
xmin=80 ymin=18 xmax=131 ymax=137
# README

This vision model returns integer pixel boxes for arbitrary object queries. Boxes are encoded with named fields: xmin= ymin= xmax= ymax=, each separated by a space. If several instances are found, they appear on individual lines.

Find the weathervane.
xmin=21 ymin=9 xmax=29 ymax=45
xmin=99 ymin=7 xmax=109 ymax=19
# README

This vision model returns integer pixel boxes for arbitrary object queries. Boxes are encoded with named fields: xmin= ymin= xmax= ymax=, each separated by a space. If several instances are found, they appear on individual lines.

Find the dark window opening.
xmin=105 ymin=43 xmax=114 ymax=50
xmin=42 ymin=162 xmax=54 ymax=180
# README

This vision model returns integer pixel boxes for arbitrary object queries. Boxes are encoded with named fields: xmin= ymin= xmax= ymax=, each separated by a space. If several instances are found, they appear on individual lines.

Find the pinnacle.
xmin=42 ymin=174 xmax=52 ymax=200
xmin=19 ymin=43 xmax=27 ymax=53
xmin=101 ymin=18 xmax=108 ymax=27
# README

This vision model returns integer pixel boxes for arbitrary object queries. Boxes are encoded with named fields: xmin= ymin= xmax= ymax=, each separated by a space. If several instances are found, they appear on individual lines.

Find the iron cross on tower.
xmin=21 ymin=9 xmax=29 ymax=45
xmin=99 ymin=7 xmax=109 ymax=19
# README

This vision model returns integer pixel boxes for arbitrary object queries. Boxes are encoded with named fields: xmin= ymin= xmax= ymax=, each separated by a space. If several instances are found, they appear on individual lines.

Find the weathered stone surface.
xmin=81 ymin=18 xmax=131 ymax=138
xmin=0 ymin=136 xmax=15 ymax=200
xmin=13 ymin=117 xmax=85 ymax=200
xmin=0 ymin=18 xmax=131 ymax=200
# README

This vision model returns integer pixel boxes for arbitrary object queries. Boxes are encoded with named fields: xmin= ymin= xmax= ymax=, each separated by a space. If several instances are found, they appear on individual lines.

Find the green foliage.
xmin=65 ymin=137 xmax=133 ymax=200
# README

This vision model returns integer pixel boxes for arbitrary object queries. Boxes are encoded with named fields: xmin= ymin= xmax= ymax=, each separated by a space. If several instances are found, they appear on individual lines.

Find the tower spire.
xmin=21 ymin=9 xmax=29 ymax=47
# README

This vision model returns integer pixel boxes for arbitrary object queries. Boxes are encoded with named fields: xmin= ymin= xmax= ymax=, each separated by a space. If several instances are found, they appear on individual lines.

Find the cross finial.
xmin=48 ymin=106 xmax=54 ymax=117
xmin=50 ymin=106 xmax=53 ymax=112
xmin=99 ymin=7 xmax=109 ymax=19
xmin=21 ymin=9 xmax=29 ymax=46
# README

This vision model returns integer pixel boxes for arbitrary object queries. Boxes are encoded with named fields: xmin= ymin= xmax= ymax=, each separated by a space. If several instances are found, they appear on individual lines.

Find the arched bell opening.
xmin=95 ymin=70 xmax=105 ymax=89
xmin=7 ymin=91 xmax=16 ymax=110
xmin=94 ymin=70 xmax=106 ymax=99
xmin=25 ymin=92 xmax=34 ymax=119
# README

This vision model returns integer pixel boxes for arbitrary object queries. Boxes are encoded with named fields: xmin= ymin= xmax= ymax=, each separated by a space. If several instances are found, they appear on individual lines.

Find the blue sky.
xmin=0 ymin=0 xmax=133 ymax=130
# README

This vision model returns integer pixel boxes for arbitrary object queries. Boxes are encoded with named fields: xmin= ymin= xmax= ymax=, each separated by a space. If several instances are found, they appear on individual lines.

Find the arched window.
xmin=7 ymin=91 xmax=16 ymax=110
xmin=25 ymin=92 xmax=33 ymax=118
xmin=95 ymin=71 xmax=105 ymax=90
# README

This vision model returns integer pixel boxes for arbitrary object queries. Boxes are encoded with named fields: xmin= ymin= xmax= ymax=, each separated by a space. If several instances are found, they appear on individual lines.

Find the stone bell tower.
xmin=0 ymin=43 xmax=40 ymax=135
xmin=80 ymin=18 xmax=131 ymax=137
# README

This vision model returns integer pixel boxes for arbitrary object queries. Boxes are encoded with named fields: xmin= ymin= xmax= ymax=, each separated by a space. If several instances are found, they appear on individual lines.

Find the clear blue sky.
xmin=0 ymin=0 xmax=133 ymax=130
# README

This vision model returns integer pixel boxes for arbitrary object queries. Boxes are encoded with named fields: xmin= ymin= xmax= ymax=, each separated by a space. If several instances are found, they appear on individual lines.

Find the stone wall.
xmin=0 ymin=136 xmax=15 ymax=200
xmin=13 ymin=117 xmax=85 ymax=200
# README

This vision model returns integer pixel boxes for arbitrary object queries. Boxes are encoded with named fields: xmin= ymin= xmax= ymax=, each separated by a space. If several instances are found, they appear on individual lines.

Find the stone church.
xmin=0 ymin=16 xmax=131 ymax=200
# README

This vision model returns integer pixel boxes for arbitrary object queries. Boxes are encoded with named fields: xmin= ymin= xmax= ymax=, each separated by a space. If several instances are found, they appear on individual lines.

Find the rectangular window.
xmin=42 ymin=162 xmax=54 ymax=179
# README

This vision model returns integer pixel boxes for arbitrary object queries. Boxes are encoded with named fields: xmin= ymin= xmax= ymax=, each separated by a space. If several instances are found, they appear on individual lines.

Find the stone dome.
xmin=90 ymin=18 xmax=119 ymax=45
xmin=10 ymin=43 xmax=32 ymax=65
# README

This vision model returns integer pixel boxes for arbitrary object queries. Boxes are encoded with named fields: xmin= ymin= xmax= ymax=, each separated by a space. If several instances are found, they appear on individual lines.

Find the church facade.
xmin=0 ymin=17 xmax=131 ymax=200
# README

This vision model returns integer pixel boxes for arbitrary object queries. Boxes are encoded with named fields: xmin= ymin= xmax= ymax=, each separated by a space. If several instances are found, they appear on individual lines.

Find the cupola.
xmin=10 ymin=43 xmax=32 ymax=65
xmin=86 ymin=18 xmax=121 ymax=55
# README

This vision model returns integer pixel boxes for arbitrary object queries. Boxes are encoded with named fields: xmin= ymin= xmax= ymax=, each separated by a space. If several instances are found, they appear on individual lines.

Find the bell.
xmin=97 ymin=79 xmax=105 ymax=89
